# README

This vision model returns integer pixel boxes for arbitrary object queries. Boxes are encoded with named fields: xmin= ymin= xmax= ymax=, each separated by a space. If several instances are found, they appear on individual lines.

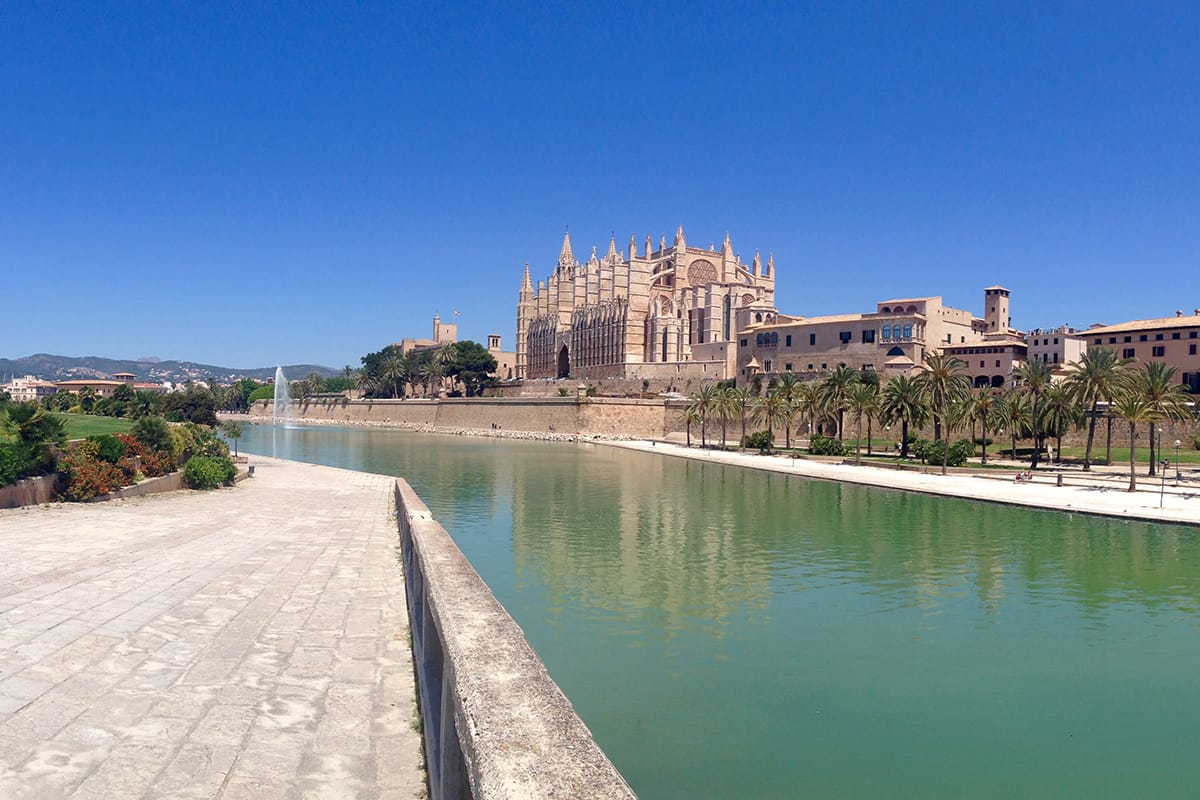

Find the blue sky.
xmin=3 ymin=2 xmax=1197 ymax=369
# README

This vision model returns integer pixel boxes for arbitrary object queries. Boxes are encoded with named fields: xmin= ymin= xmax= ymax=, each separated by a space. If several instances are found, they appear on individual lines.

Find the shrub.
xmin=116 ymin=433 xmax=175 ymax=476
xmin=132 ymin=416 xmax=175 ymax=455
xmin=1194 ymin=434 xmax=1200 ymax=451
xmin=247 ymin=385 xmax=275 ymax=404
xmin=59 ymin=449 xmax=126 ymax=501
xmin=0 ymin=442 xmax=22 ymax=487
xmin=86 ymin=434 xmax=127 ymax=464
xmin=972 ymin=437 xmax=994 ymax=447
xmin=916 ymin=439 xmax=975 ymax=468
xmin=808 ymin=434 xmax=846 ymax=457
xmin=184 ymin=455 xmax=237 ymax=489
xmin=742 ymin=430 xmax=774 ymax=451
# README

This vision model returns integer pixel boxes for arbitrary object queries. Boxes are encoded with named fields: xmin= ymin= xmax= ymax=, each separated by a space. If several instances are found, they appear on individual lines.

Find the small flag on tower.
xmin=453 ymin=310 xmax=461 ymax=316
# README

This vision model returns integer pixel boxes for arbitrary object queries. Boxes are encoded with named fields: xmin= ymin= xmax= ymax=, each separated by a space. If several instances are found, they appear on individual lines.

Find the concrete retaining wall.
xmin=394 ymin=479 xmax=635 ymax=800
xmin=0 ymin=474 xmax=62 ymax=509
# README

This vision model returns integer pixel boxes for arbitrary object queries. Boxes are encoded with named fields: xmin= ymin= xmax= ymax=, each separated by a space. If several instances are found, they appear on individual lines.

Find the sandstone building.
xmin=1085 ymin=311 xmax=1200 ymax=393
xmin=516 ymin=228 xmax=776 ymax=381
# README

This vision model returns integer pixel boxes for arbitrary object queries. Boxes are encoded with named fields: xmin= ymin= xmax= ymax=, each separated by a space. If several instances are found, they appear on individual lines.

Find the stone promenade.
xmin=0 ymin=457 xmax=424 ymax=799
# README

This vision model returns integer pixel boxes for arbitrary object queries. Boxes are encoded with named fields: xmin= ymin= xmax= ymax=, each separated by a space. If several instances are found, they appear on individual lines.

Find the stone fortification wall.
xmin=394 ymin=479 xmax=636 ymax=800
xmin=250 ymin=397 xmax=684 ymax=438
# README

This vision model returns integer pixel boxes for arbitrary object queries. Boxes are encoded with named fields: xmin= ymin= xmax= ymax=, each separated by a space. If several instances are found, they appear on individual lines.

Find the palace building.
xmin=516 ymin=228 xmax=776 ymax=381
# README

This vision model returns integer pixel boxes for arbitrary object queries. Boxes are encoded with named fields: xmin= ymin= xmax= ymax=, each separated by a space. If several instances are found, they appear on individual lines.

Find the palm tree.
xmin=879 ymin=375 xmax=929 ymax=459
xmin=435 ymin=343 xmax=458 ymax=393
xmin=1109 ymin=392 xmax=1157 ymax=492
xmin=1064 ymin=348 xmax=1132 ymax=470
xmin=680 ymin=406 xmax=702 ymax=448
xmin=714 ymin=386 xmax=739 ymax=449
xmin=914 ymin=353 xmax=972 ymax=445
xmin=817 ymin=365 xmax=859 ymax=441
xmin=844 ymin=382 xmax=878 ymax=466
xmin=771 ymin=373 xmax=803 ymax=448
xmin=859 ymin=370 xmax=881 ymax=455
xmin=1039 ymin=383 xmax=1081 ymax=464
xmin=420 ymin=361 xmax=444 ymax=398
xmin=381 ymin=354 xmax=407 ymax=399
xmin=997 ymin=390 xmax=1032 ymax=460
xmin=1012 ymin=358 xmax=1053 ymax=469
xmin=792 ymin=383 xmax=820 ymax=446
xmin=972 ymin=391 xmax=996 ymax=465
xmin=751 ymin=392 xmax=790 ymax=451
xmin=729 ymin=387 xmax=752 ymax=447
xmin=1132 ymin=362 xmax=1192 ymax=476
xmin=689 ymin=384 xmax=720 ymax=448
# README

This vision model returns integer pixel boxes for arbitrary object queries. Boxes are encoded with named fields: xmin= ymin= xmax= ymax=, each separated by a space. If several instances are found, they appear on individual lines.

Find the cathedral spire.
xmin=722 ymin=231 xmax=734 ymax=259
xmin=558 ymin=229 xmax=575 ymax=268
xmin=521 ymin=262 xmax=533 ymax=292
xmin=674 ymin=225 xmax=686 ymax=250
xmin=606 ymin=234 xmax=618 ymax=261
xmin=629 ymin=233 xmax=638 ymax=259
xmin=752 ymin=250 xmax=762 ymax=276
xmin=766 ymin=253 xmax=774 ymax=277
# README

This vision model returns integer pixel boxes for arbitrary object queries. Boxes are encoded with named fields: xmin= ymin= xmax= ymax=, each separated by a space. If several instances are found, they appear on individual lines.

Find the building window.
xmin=1191 ymin=331 xmax=1198 ymax=339
xmin=764 ymin=360 xmax=772 ymax=372
xmin=1172 ymin=332 xmax=1181 ymax=340
xmin=756 ymin=333 xmax=763 ymax=346
xmin=821 ymin=363 xmax=827 ymax=370
xmin=1124 ymin=348 xmax=1136 ymax=358
xmin=1094 ymin=338 xmax=1101 ymax=345
xmin=1156 ymin=333 xmax=1165 ymax=341
xmin=1109 ymin=337 xmax=1117 ymax=344
xmin=839 ymin=331 xmax=852 ymax=343
xmin=979 ymin=361 xmax=984 ymax=368
xmin=1124 ymin=336 xmax=1132 ymax=342
xmin=1191 ymin=344 xmax=1197 ymax=355
xmin=809 ymin=333 xmax=816 ymax=346
xmin=740 ymin=338 xmax=747 ymax=347
xmin=1053 ymin=338 xmax=1059 ymax=344
xmin=881 ymin=327 xmax=891 ymax=341
xmin=906 ymin=326 xmax=914 ymax=339
xmin=862 ymin=330 xmax=875 ymax=343
xmin=1053 ymin=352 xmax=1059 ymax=363
xmin=808 ymin=364 xmax=814 ymax=370
xmin=785 ymin=363 xmax=793 ymax=372
xmin=995 ymin=360 xmax=1000 ymax=367
xmin=1140 ymin=335 xmax=1148 ymax=342
xmin=785 ymin=335 xmax=792 ymax=347
xmin=1152 ymin=346 xmax=1166 ymax=357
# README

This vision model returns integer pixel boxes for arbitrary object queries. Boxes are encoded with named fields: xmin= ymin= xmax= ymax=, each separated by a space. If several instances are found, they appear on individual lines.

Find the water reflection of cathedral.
xmin=509 ymin=448 xmax=775 ymax=632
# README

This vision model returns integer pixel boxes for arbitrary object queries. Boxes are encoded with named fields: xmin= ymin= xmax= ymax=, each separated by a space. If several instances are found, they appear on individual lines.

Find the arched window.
xmin=756 ymin=333 xmax=763 ymax=346
xmin=882 ymin=326 xmax=891 ymax=340
xmin=903 ymin=324 xmax=912 ymax=339
xmin=887 ymin=346 xmax=905 ymax=357
xmin=770 ymin=332 xmax=778 ymax=345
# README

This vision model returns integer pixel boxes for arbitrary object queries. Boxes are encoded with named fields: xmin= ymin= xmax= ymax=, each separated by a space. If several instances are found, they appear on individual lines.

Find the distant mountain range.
xmin=0 ymin=353 xmax=338 ymax=385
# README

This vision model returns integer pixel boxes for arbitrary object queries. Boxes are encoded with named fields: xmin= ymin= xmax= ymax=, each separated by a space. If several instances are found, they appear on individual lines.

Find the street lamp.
xmin=1176 ymin=439 xmax=1183 ymax=485
xmin=1158 ymin=427 xmax=1166 ymax=508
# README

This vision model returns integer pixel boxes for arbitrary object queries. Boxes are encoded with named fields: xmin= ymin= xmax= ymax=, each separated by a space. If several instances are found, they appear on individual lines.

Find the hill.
xmin=0 ymin=353 xmax=338 ymax=384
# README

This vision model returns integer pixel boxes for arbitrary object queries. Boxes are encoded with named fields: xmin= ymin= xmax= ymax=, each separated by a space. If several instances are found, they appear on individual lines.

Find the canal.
xmin=241 ymin=425 xmax=1200 ymax=799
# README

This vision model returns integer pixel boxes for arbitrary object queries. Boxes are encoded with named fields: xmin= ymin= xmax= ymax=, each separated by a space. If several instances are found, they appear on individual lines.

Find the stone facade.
xmin=516 ymin=228 xmax=776 ymax=381
xmin=1085 ymin=311 xmax=1200 ymax=393
xmin=736 ymin=288 xmax=1010 ymax=386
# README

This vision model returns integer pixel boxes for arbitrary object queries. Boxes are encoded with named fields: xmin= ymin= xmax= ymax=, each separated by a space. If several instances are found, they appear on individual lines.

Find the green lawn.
xmin=60 ymin=413 xmax=135 ymax=439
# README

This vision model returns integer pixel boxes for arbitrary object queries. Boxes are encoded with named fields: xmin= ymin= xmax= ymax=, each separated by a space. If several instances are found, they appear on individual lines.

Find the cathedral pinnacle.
xmin=674 ymin=225 xmax=686 ymax=249
xmin=558 ymin=229 xmax=575 ymax=268
xmin=606 ymin=235 xmax=618 ymax=261
xmin=521 ymin=262 xmax=533 ymax=292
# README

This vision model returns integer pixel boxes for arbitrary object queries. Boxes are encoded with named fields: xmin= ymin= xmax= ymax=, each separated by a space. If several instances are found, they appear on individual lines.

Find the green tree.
xmin=844 ymin=381 xmax=879 ymax=466
xmin=163 ymin=386 xmax=218 ymax=426
xmin=1109 ymin=393 xmax=1157 ymax=492
xmin=1039 ymin=383 xmax=1082 ymax=463
xmin=680 ymin=406 xmax=702 ymax=448
xmin=219 ymin=420 xmax=243 ymax=457
xmin=879 ymin=375 xmax=929 ymax=459
xmin=729 ymin=387 xmax=752 ymax=449
xmin=997 ymin=390 xmax=1032 ymax=460
xmin=971 ymin=391 xmax=997 ymax=465
xmin=688 ymin=383 xmax=720 ymax=448
xmin=770 ymin=373 xmax=803 ymax=448
xmin=1 ymin=402 xmax=67 ymax=477
xmin=1012 ymin=358 xmax=1054 ymax=469
xmin=751 ymin=392 xmax=791 ymax=451
xmin=1132 ymin=362 xmax=1192 ymax=476
xmin=1063 ymin=348 xmax=1132 ymax=470
xmin=817 ymin=365 xmax=859 ymax=441
xmin=916 ymin=354 xmax=972 ymax=446
xmin=447 ymin=341 xmax=498 ymax=397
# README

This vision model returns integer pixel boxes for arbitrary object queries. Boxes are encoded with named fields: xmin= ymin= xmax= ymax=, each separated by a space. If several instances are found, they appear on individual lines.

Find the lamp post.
xmin=1176 ymin=439 xmax=1183 ymax=485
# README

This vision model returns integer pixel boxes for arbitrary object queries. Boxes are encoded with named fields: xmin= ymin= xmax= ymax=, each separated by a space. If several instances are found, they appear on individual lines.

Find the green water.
xmin=242 ymin=425 xmax=1200 ymax=798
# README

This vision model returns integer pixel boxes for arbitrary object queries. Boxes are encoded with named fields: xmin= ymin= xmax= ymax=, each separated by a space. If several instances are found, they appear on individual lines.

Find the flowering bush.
xmin=116 ymin=434 xmax=176 ymax=477
xmin=59 ymin=450 xmax=126 ymax=501
xmin=183 ymin=455 xmax=236 ymax=489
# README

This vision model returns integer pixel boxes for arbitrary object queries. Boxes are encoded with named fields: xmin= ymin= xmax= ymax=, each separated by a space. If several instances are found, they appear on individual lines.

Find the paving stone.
xmin=0 ymin=458 xmax=424 ymax=798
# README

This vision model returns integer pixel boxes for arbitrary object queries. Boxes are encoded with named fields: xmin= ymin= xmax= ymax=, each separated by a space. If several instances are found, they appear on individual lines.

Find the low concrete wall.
xmin=394 ymin=479 xmax=635 ymax=800
xmin=0 ymin=474 xmax=62 ymax=509
xmin=87 ymin=471 xmax=185 ymax=502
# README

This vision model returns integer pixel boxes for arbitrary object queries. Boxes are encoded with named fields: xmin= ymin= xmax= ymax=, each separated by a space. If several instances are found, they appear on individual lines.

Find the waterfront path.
xmin=0 ymin=458 xmax=423 ymax=799
xmin=610 ymin=440 xmax=1200 ymax=527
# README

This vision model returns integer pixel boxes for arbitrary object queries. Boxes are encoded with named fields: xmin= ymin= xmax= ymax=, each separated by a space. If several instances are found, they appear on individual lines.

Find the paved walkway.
xmin=0 ymin=458 xmax=424 ymax=799
xmin=609 ymin=440 xmax=1200 ymax=526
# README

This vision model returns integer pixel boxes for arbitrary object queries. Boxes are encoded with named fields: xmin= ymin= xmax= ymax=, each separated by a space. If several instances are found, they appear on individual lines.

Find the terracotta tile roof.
xmin=1086 ymin=315 xmax=1200 ymax=334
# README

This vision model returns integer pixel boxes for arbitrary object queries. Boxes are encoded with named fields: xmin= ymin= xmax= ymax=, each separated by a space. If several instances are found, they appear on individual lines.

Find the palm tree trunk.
xmin=1083 ymin=402 xmax=1098 ymax=471
xmin=721 ymin=418 xmax=727 ymax=449
xmin=855 ymin=413 xmax=863 ymax=466
xmin=1105 ymin=416 xmax=1113 ymax=465
xmin=1148 ymin=422 xmax=1156 ymax=476
xmin=867 ymin=416 xmax=873 ymax=456
xmin=1056 ymin=433 xmax=1063 ymax=464
xmin=1011 ymin=433 xmax=1018 ymax=461
xmin=900 ymin=420 xmax=910 ymax=458
xmin=686 ymin=421 xmax=692 ymax=448
xmin=1030 ymin=397 xmax=1041 ymax=469
xmin=981 ymin=417 xmax=988 ymax=465
xmin=1128 ymin=422 xmax=1137 ymax=491
xmin=740 ymin=409 xmax=747 ymax=449
xmin=701 ymin=417 xmax=707 ymax=448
